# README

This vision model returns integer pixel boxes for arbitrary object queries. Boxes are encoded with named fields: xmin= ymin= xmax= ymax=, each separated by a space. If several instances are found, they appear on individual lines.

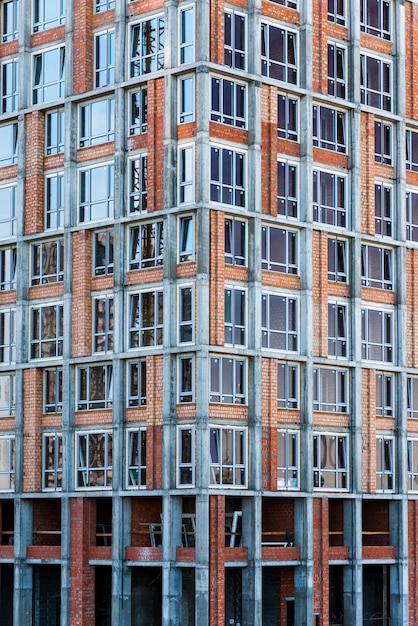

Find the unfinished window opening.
xmin=131 ymin=567 xmax=162 ymax=626
xmin=329 ymin=499 xmax=344 ymax=547
xmin=262 ymin=497 xmax=294 ymax=546
xmin=363 ymin=565 xmax=391 ymax=626
xmin=32 ymin=565 xmax=61 ymax=626
xmin=95 ymin=566 xmax=111 ymax=626
xmin=32 ymin=499 xmax=61 ymax=546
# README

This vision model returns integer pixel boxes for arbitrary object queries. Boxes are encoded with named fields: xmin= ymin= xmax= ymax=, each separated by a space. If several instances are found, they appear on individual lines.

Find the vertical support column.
xmin=69 ymin=498 xmax=96 ymax=626
xmin=13 ymin=499 xmax=32 ymax=626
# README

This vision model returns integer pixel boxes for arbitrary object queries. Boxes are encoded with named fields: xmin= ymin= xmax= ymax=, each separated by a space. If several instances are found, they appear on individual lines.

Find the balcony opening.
xmin=96 ymin=498 xmax=112 ymax=546
xmin=33 ymin=499 xmax=61 ymax=546
xmin=225 ymin=497 xmax=242 ymax=547
xmin=182 ymin=496 xmax=195 ymax=547
xmin=362 ymin=501 xmax=390 ymax=546
xmin=329 ymin=499 xmax=344 ymax=547
xmin=1 ymin=500 xmax=14 ymax=545
xmin=131 ymin=497 xmax=163 ymax=547
xmin=262 ymin=497 xmax=294 ymax=546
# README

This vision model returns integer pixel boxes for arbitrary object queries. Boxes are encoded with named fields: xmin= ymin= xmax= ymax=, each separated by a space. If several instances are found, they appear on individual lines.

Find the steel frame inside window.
xmin=0 ymin=307 xmax=15 ymax=365
xmin=128 ymin=289 xmax=164 ymax=348
xmin=129 ymin=154 xmax=148 ymax=213
xmin=210 ymin=356 xmax=247 ymax=405
xmin=376 ymin=435 xmax=394 ymax=492
xmin=42 ymin=432 xmax=62 ymax=491
xmin=76 ymin=430 xmax=113 ymax=489
xmin=313 ymin=432 xmax=348 ymax=490
xmin=0 ymin=436 xmax=14 ymax=491
xmin=130 ymin=16 xmax=165 ymax=78
xmin=129 ymin=88 xmax=148 ymax=135
xmin=31 ymin=239 xmax=64 ymax=286
xmin=209 ymin=426 xmax=247 ymax=487
xmin=129 ymin=221 xmax=164 ymax=270
xmin=277 ymin=429 xmax=299 ymax=489
xmin=126 ymin=428 xmax=146 ymax=488
xmin=30 ymin=303 xmax=63 ymax=359
xmin=177 ymin=425 xmax=195 ymax=486
xmin=43 ymin=367 xmax=63 ymax=414
xmin=77 ymin=364 xmax=113 ymax=410
xmin=93 ymin=294 xmax=114 ymax=354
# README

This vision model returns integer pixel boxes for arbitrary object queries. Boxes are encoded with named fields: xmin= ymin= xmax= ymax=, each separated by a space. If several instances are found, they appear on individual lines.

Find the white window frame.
xmin=0 ymin=307 xmax=15 ymax=365
xmin=328 ymin=301 xmax=348 ymax=359
xmin=76 ymin=430 xmax=113 ymax=489
xmin=178 ymin=214 xmax=194 ymax=263
xmin=130 ymin=15 xmax=165 ymax=78
xmin=277 ymin=361 xmax=299 ymax=409
xmin=179 ymin=4 xmax=195 ymax=65
xmin=79 ymin=162 xmax=114 ymax=223
xmin=0 ymin=122 xmax=17 ymax=168
xmin=313 ymin=168 xmax=346 ymax=227
xmin=225 ymin=217 xmax=247 ymax=266
xmin=224 ymin=9 xmax=246 ymax=71
xmin=261 ymin=21 xmax=298 ymax=85
xmin=327 ymin=41 xmax=346 ymax=99
xmin=33 ymin=0 xmax=65 ymax=32
xmin=31 ymin=238 xmax=64 ymax=286
xmin=0 ymin=373 xmax=15 ymax=417
xmin=30 ymin=302 xmax=64 ymax=359
xmin=210 ymin=144 xmax=246 ymax=208
xmin=210 ymin=75 xmax=246 ymax=129
xmin=179 ymin=75 xmax=194 ymax=124
xmin=407 ymin=376 xmax=418 ymax=420
xmin=42 ymin=432 xmax=62 ymax=491
xmin=360 ymin=0 xmax=391 ymax=40
xmin=313 ymin=432 xmax=349 ymax=491
xmin=376 ymin=435 xmax=394 ymax=492
xmin=361 ymin=54 xmax=392 ymax=112
xmin=374 ymin=181 xmax=393 ymax=238
xmin=93 ymin=229 xmax=114 ymax=277
xmin=374 ymin=120 xmax=392 ymax=165
xmin=224 ymin=286 xmax=246 ymax=347
xmin=76 ymin=364 xmax=113 ymax=410
xmin=406 ymin=189 xmax=418 ymax=243
xmin=92 ymin=294 xmax=114 ymax=354
xmin=79 ymin=97 xmax=114 ymax=147
xmin=45 ymin=109 xmax=64 ymax=155
xmin=2 ymin=0 xmax=19 ymax=43
xmin=361 ymin=306 xmax=394 ymax=363
xmin=261 ymin=292 xmax=299 ymax=352
xmin=361 ymin=244 xmax=393 ymax=290
xmin=178 ymin=355 xmax=194 ymax=403
xmin=32 ymin=45 xmax=65 ymax=105
xmin=128 ymin=289 xmax=164 ymax=348
xmin=210 ymin=356 xmax=247 ymax=405
xmin=277 ymin=429 xmax=299 ymax=490
xmin=178 ymin=144 xmax=194 ymax=205
xmin=177 ymin=425 xmax=195 ymax=486
xmin=209 ymin=425 xmax=247 ymax=488
xmin=277 ymin=159 xmax=298 ymax=218
xmin=376 ymin=371 xmax=394 ymax=417
xmin=126 ymin=428 xmax=146 ymax=488
xmin=0 ymin=183 xmax=17 ymax=240
xmin=1 ymin=57 xmax=18 ymax=113
xmin=328 ymin=236 xmax=348 ymax=283
xmin=328 ymin=0 xmax=346 ymax=26
xmin=43 ymin=367 xmax=63 ymax=414
xmin=0 ymin=246 xmax=16 ymax=291
xmin=0 ymin=435 xmax=14 ymax=491
xmin=128 ymin=87 xmax=148 ymax=135
xmin=178 ymin=283 xmax=194 ymax=345
xmin=128 ymin=220 xmax=164 ymax=270
xmin=277 ymin=92 xmax=298 ymax=142
xmin=408 ymin=438 xmax=418 ymax=492
xmin=261 ymin=224 xmax=298 ymax=274
xmin=94 ymin=29 xmax=115 ymax=87
xmin=95 ymin=0 xmax=115 ymax=13
xmin=128 ymin=154 xmax=147 ymax=213
xmin=406 ymin=128 xmax=418 ymax=173
xmin=45 ymin=171 xmax=64 ymax=230
xmin=313 ymin=367 xmax=348 ymax=413
xmin=312 ymin=104 xmax=346 ymax=153
xmin=127 ymin=359 xmax=147 ymax=407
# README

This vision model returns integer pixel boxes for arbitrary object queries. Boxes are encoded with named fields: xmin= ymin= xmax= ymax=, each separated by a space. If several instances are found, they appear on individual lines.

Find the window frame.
xmin=177 ymin=355 xmax=194 ymax=404
xmin=313 ymin=168 xmax=346 ymax=227
xmin=178 ymin=283 xmax=194 ymax=345
xmin=277 ymin=429 xmax=299 ymax=490
xmin=128 ymin=87 xmax=148 ymax=135
xmin=361 ymin=244 xmax=393 ymax=290
xmin=76 ymin=430 xmax=113 ymax=489
xmin=79 ymin=97 xmax=114 ymax=148
xmin=261 ymin=22 xmax=298 ymax=85
xmin=209 ymin=425 xmax=247 ymax=488
xmin=327 ymin=41 xmax=346 ymax=99
xmin=0 ymin=373 xmax=15 ymax=417
xmin=406 ymin=128 xmax=418 ymax=173
xmin=211 ymin=75 xmax=246 ymax=129
xmin=210 ymin=356 xmax=247 ymax=405
xmin=406 ymin=189 xmax=418 ymax=243
xmin=31 ymin=239 xmax=64 ymax=286
xmin=45 ymin=109 xmax=64 ymax=155
xmin=77 ymin=364 xmax=113 ymax=411
xmin=178 ymin=144 xmax=194 ymax=205
xmin=360 ymin=54 xmax=392 ymax=112
xmin=33 ymin=0 xmax=65 ymax=32
xmin=177 ymin=425 xmax=195 ymax=486
xmin=224 ymin=10 xmax=246 ymax=71
xmin=95 ymin=0 xmax=115 ymax=13
xmin=126 ymin=428 xmax=147 ymax=489
xmin=408 ymin=438 xmax=418 ymax=492
xmin=225 ymin=217 xmax=247 ymax=266
xmin=179 ymin=75 xmax=194 ymax=124
xmin=374 ymin=120 xmax=392 ymax=165
xmin=313 ymin=367 xmax=348 ymax=413
xmin=42 ymin=432 xmax=62 ymax=491
xmin=328 ymin=236 xmax=348 ymax=283
xmin=93 ymin=229 xmax=114 ymax=276
xmin=327 ymin=0 xmax=345 ymax=26
xmin=130 ymin=15 xmax=165 ymax=78
xmin=328 ymin=301 xmax=348 ymax=359
xmin=92 ymin=294 xmax=114 ymax=354
xmin=2 ymin=0 xmax=19 ymax=43
xmin=376 ymin=371 xmax=394 ymax=417
xmin=32 ymin=45 xmax=65 ymax=105
xmin=0 ymin=183 xmax=17 ymax=240
xmin=261 ymin=292 xmax=299 ymax=352
xmin=374 ymin=181 xmax=393 ymax=237
xmin=128 ymin=289 xmax=164 ymax=348
xmin=0 ymin=246 xmax=16 ymax=291
xmin=128 ymin=154 xmax=148 ymax=213
xmin=376 ymin=434 xmax=394 ymax=492
xmin=277 ymin=361 xmax=299 ymax=409
xmin=30 ymin=302 xmax=64 ymax=360
xmin=277 ymin=159 xmax=298 ymax=218
xmin=0 ymin=307 xmax=15 ymax=365
xmin=43 ymin=367 xmax=63 ymax=414
xmin=277 ymin=93 xmax=298 ymax=142
xmin=179 ymin=4 xmax=195 ymax=65
xmin=407 ymin=376 xmax=418 ymax=420
xmin=0 ymin=122 xmax=17 ymax=167
xmin=45 ymin=171 xmax=64 ymax=230
xmin=210 ymin=144 xmax=246 ymax=208
xmin=128 ymin=220 xmax=164 ymax=271
xmin=178 ymin=214 xmax=194 ymax=263
xmin=360 ymin=0 xmax=391 ymax=40
xmin=361 ymin=306 xmax=394 ymax=363
xmin=0 ymin=435 xmax=14 ymax=491
xmin=1 ymin=57 xmax=18 ymax=113
xmin=127 ymin=359 xmax=147 ymax=407
xmin=224 ymin=286 xmax=247 ymax=347
xmin=79 ymin=162 xmax=114 ymax=223
xmin=261 ymin=224 xmax=298 ymax=275
xmin=313 ymin=432 xmax=349 ymax=491
xmin=94 ymin=29 xmax=115 ymax=88
xmin=312 ymin=104 xmax=346 ymax=153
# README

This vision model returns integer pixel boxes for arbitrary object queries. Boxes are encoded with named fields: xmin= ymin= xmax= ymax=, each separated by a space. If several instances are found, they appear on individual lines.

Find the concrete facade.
xmin=0 ymin=0 xmax=417 ymax=624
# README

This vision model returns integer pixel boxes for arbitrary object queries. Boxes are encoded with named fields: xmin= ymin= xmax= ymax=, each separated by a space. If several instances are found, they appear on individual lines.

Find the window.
xmin=33 ymin=46 xmax=65 ymax=104
xmin=179 ymin=76 xmax=194 ymax=123
xmin=0 ymin=373 xmax=14 ymax=417
xmin=224 ymin=287 xmax=246 ymax=347
xmin=31 ymin=239 xmax=64 ymax=285
xmin=178 ymin=285 xmax=193 ymax=344
xmin=128 ymin=155 xmax=147 ymax=213
xmin=93 ymin=230 xmax=114 ymax=276
xmin=129 ymin=221 xmax=164 ymax=270
xmin=360 ymin=55 xmax=392 ymax=111
xmin=178 ymin=215 xmax=194 ymax=263
xmin=376 ymin=435 xmax=394 ymax=491
xmin=313 ymin=433 xmax=348 ymax=490
xmin=178 ymin=355 xmax=194 ymax=403
xmin=225 ymin=217 xmax=246 ymax=266
xmin=361 ymin=307 xmax=393 ymax=362
xmin=277 ymin=430 xmax=299 ymax=489
xmin=0 ymin=246 xmax=16 ymax=290
xmin=210 ymin=146 xmax=245 ymax=207
xmin=179 ymin=6 xmax=194 ymax=64
xmin=406 ymin=190 xmax=418 ymax=243
xmin=313 ymin=169 xmax=346 ymax=227
xmin=262 ymin=225 xmax=298 ymax=274
xmin=45 ymin=172 xmax=64 ymax=229
xmin=42 ymin=433 xmax=62 ymax=491
xmin=406 ymin=129 xmax=418 ymax=172
xmin=361 ymin=245 xmax=393 ymax=290
xmin=408 ymin=377 xmax=418 ymax=419
xmin=129 ymin=88 xmax=148 ymax=135
xmin=209 ymin=426 xmax=247 ymax=487
xmin=278 ymin=362 xmax=299 ymax=409
xmin=313 ymin=105 xmax=346 ymax=152
xmin=0 ymin=184 xmax=16 ymax=239
xmin=2 ymin=0 xmax=18 ymax=42
xmin=277 ymin=160 xmax=298 ymax=218
xmin=224 ymin=11 xmax=246 ymax=70
xmin=269 ymin=0 xmax=297 ymax=6
xmin=313 ymin=367 xmax=348 ymax=413
xmin=77 ymin=364 xmax=113 ymax=410
xmin=328 ymin=43 xmax=346 ymax=99
xmin=277 ymin=93 xmax=298 ymax=141
xmin=126 ymin=428 xmax=146 ymax=488
xmin=0 ymin=308 xmax=15 ymax=364
xmin=76 ymin=431 xmax=112 ymax=488
xmin=262 ymin=293 xmax=298 ymax=351
xmin=328 ymin=236 xmax=347 ymax=283
xmin=261 ymin=23 xmax=297 ymax=84
xmin=375 ymin=182 xmax=392 ymax=237
xmin=179 ymin=145 xmax=194 ymax=204
xmin=30 ymin=303 xmax=63 ymax=359
xmin=0 ymin=436 xmax=14 ymax=491
xmin=33 ymin=0 xmax=65 ymax=31
xmin=95 ymin=0 xmax=115 ymax=13
xmin=211 ymin=77 xmax=245 ymax=128
xmin=210 ymin=356 xmax=246 ymax=404
xmin=177 ymin=426 xmax=195 ymax=486
xmin=376 ymin=372 xmax=394 ymax=417
xmin=95 ymin=29 xmax=114 ymax=87
xmin=43 ymin=368 xmax=62 ymax=413
xmin=45 ymin=109 xmax=64 ymax=155
xmin=79 ymin=98 xmax=114 ymax=147
xmin=1 ymin=58 xmax=18 ymax=113
xmin=408 ymin=439 xmax=418 ymax=492
xmin=328 ymin=302 xmax=347 ymax=358
xmin=128 ymin=290 xmax=164 ymax=348
xmin=374 ymin=120 xmax=392 ymax=165
xmin=79 ymin=163 xmax=114 ymax=222
xmin=328 ymin=0 xmax=345 ymax=25
xmin=360 ymin=0 xmax=390 ymax=40
xmin=130 ymin=16 xmax=165 ymax=77
xmin=93 ymin=295 xmax=114 ymax=353
xmin=127 ymin=359 xmax=146 ymax=407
